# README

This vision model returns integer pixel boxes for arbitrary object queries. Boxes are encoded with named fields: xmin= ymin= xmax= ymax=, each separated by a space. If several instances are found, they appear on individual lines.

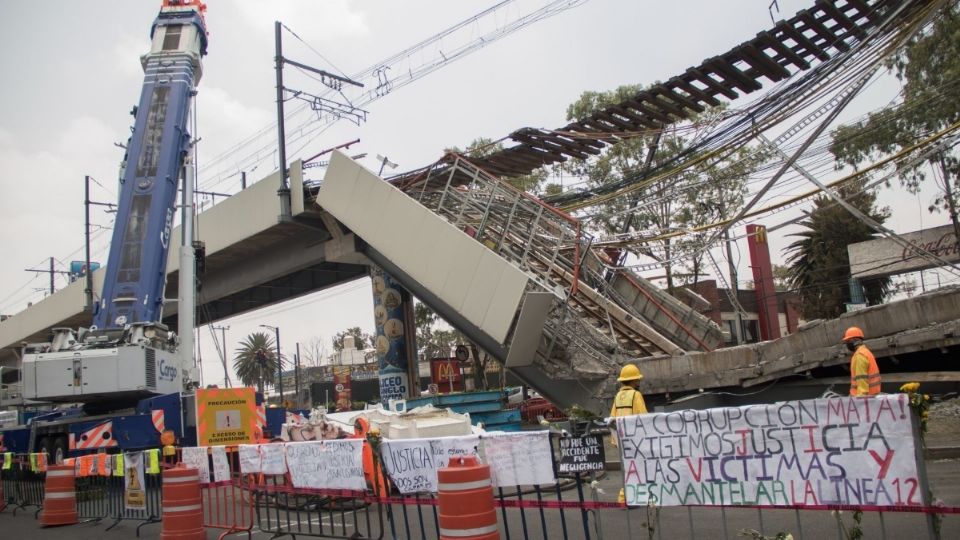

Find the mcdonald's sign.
xmin=430 ymin=358 xmax=464 ymax=393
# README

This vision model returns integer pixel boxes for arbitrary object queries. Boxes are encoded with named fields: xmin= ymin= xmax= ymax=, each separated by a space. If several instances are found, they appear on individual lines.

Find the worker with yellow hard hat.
xmin=610 ymin=363 xmax=648 ymax=418
xmin=843 ymin=326 xmax=880 ymax=396
xmin=610 ymin=363 xmax=648 ymax=505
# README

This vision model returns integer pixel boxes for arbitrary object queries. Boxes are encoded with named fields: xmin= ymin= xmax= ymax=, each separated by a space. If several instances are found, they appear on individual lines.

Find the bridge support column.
xmin=370 ymin=266 xmax=419 ymax=407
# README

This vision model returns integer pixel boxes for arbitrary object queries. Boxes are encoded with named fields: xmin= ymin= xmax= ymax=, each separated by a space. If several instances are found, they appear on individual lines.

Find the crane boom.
xmin=95 ymin=0 xmax=208 ymax=330
xmin=22 ymin=1 xmax=209 ymax=404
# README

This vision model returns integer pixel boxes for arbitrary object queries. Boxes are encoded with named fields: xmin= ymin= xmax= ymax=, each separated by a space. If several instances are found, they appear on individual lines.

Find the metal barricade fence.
xmin=2 ymin=453 xmax=46 ymax=517
xmin=242 ymin=467 xmax=385 ymax=539
xmin=192 ymin=446 xmax=256 ymax=540
xmin=228 ymin=433 xmax=960 ymax=540
xmin=75 ymin=468 xmax=111 ymax=522
xmin=103 ymin=466 xmax=163 ymax=535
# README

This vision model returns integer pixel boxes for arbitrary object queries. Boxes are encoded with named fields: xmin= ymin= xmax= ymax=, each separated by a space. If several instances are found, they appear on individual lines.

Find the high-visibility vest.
xmin=849 ymin=345 xmax=880 ymax=396
xmin=610 ymin=386 xmax=647 ymax=417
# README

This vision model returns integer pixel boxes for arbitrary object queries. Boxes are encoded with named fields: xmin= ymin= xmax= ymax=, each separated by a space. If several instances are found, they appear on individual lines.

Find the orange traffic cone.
xmin=40 ymin=463 xmax=79 ymax=527
xmin=160 ymin=464 xmax=205 ymax=540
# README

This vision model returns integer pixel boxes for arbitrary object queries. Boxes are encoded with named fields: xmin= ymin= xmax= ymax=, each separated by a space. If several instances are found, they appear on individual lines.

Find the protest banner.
xmin=380 ymin=435 xmax=480 ymax=493
xmin=615 ymin=395 xmax=922 ymax=507
xmin=211 ymin=445 xmax=231 ymax=484
xmin=239 ymin=444 xmax=261 ymax=474
xmin=285 ymin=440 xmax=367 ymax=491
xmin=558 ymin=435 xmax=605 ymax=474
xmin=260 ymin=444 xmax=287 ymax=475
xmin=124 ymin=451 xmax=146 ymax=511
xmin=482 ymin=431 xmax=556 ymax=487
xmin=181 ymin=446 xmax=211 ymax=485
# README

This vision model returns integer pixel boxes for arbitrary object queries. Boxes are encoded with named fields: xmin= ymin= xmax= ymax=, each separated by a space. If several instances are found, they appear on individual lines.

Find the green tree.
xmin=332 ymin=327 xmax=373 ymax=352
xmin=233 ymin=332 xmax=283 ymax=394
xmin=784 ymin=183 xmax=892 ymax=319
xmin=560 ymin=84 xmax=763 ymax=289
xmin=414 ymin=301 xmax=465 ymax=360
xmin=829 ymin=1 xmax=960 ymax=238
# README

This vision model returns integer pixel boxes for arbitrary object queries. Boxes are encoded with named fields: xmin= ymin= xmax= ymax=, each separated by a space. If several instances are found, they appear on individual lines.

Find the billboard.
xmin=848 ymin=224 xmax=959 ymax=278
xmin=430 ymin=358 xmax=464 ymax=393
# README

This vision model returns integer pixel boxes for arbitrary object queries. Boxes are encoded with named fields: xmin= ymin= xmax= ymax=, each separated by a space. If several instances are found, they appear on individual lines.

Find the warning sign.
xmin=558 ymin=435 xmax=605 ymax=474
xmin=196 ymin=388 xmax=258 ymax=446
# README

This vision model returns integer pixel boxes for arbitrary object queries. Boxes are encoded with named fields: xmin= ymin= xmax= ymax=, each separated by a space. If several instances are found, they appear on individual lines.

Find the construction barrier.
xmin=73 ymin=453 xmax=113 ymax=522
xmin=1 ymin=453 xmax=46 ymax=517
xmin=437 ymin=456 xmax=499 ymax=540
xmin=160 ymin=465 xmax=205 ymax=540
xmin=2 ymin=396 xmax=959 ymax=539
xmin=39 ymin=463 xmax=78 ymax=527
xmin=171 ymin=445 xmax=255 ymax=540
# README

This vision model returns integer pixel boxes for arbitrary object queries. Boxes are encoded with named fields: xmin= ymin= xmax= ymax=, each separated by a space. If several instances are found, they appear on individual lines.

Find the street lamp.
xmin=259 ymin=324 xmax=282 ymax=404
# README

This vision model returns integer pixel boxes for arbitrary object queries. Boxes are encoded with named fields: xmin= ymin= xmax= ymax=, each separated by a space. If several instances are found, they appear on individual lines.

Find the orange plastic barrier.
xmin=40 ymin=463 xmax=79 ymax=527
xmin=437 ymin=456 xmax=500 ymax=540
xmin=160 ymin=465 xmax=205 ymax=540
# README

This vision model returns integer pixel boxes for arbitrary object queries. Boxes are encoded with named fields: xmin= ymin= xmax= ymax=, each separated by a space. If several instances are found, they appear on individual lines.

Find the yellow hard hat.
xmin=617 ymin=363 xmax=643 ymax=382
xmin=843 ymin=326 xmax=864 ymax=341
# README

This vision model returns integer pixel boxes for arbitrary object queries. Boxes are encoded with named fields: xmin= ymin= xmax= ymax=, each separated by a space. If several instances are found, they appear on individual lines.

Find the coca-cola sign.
xmin=848 ymin=224 xmax=960 ymax=278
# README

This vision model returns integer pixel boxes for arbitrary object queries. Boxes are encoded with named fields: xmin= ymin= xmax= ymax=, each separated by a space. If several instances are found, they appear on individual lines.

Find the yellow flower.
xmin=924 ymin=394 xmax=930 ymax=402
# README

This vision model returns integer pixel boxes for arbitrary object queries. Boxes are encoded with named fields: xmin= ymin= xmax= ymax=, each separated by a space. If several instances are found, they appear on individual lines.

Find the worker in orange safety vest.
xmin=844 ymin=326 xmax=880 ymax=396
xmin=609 ymin=363 xmax=648 ymax=505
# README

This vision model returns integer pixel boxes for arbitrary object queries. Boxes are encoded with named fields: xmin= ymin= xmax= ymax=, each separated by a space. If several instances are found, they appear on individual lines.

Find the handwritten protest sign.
xmin=558 ymin=435 xmax=605 ymax=474
xmin=181 ymin=446 xmax=211 ymax=485
xmin=285 ymin=440 xmax=366 ymax=491
xmin=482 ymin=431 xmax=556 ymax=487
xmin=615 ymin=395 xmax=922 ymax=507
xmin=381 ymin=435 xmax=480 ymax=493
xmin=211 ymin=445 xmax=231 ymax=484
xmin=239 ymin=444 xmax=262 ymax=474
xmin=260 ymin=444 xmax=287 ymax=475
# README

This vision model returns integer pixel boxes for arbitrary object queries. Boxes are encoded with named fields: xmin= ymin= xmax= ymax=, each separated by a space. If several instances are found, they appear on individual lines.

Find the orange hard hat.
xmin=843 ymin=326 xmax=864 ymax=341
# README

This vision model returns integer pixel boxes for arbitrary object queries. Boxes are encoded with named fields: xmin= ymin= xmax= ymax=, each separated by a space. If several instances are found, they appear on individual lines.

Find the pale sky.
xmin=0 ymin=0 xmax=951 ymax=387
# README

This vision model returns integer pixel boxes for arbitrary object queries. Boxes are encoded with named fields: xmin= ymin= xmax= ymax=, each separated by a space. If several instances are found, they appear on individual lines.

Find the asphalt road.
xmin=3 ymin=458 xmax=958 ymax=539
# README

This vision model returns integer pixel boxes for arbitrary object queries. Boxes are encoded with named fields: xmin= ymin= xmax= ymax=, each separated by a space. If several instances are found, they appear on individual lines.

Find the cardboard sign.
xmin=616 ymin=395 xmax=922 ymax=507
xmin=558 ymin=435 xmax=605 ymax=474
xmin=196 ymin=387 xmax=258 ymax=446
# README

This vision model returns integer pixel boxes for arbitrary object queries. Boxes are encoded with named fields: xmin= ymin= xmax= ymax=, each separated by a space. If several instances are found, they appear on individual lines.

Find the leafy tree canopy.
xmin=829 ymin=1 xmax=960 ymax=235
xmin=784 ymin=182 xmax=892 ymax=319
xmin=233 ymin=331 xmax=284 ymax=393
xmin=560 ymin=84 xmax=766 ymax=289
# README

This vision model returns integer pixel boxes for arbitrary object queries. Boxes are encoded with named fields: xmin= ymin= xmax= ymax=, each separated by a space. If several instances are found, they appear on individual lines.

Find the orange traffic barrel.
xmin=437 ymin=456 xmax=500 ymax=540
xmin=160 ymin=464 xmax=205 ymax=540
xmin=40 ymin=463 xmax=79 ymax=527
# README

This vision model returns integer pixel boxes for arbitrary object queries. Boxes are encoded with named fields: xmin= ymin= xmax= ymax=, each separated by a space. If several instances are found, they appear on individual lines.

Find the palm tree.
xmin=784 ymin=185 xmax=891 ymax=319
xmin=233 ymin=332 xmax=283 ymax=394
